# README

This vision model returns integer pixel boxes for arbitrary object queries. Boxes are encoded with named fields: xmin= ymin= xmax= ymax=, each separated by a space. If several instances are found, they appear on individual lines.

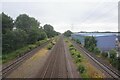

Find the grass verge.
xmin=2 ymin=39 xmax=49 ymax=64
xmin=65 ymin=38 xmax=105 ymax=78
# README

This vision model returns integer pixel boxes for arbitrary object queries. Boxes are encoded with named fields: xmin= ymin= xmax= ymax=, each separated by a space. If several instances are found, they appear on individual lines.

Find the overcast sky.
xmin=1 ymin=0 xmax=119 ymax=33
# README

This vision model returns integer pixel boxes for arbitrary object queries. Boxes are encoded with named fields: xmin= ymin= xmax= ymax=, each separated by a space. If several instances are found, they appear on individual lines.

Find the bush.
xmin=47 ymin=43 xmax=53 ymax=50
xmin=69 ymin=44 xmax=74 ymax=47
xmin=75 ymin=58 xmax=82 ymax=63
xmin=51 ymin=41 xmax=55 ymax=45
xmin=2 ymin=39 xmax=48 ymax=64
xmin=70 ymin=49 xmax=77 ymax=55
xmin=76 ymin=53 xmax=81 ymax=58
xmin=77 ymin=64 xmax=86 ymax=73
xmin=28 ymin=44 xmax=36 ymax=50
xmin=65 ymin=40 xmax=68 ymax=43
xmin=93 ymin=47 xmax=100 ymax=54
xmin=69 ymin=47 xmax=76 ymax=51
xmin=76 ymin=39 xmax=81 ymax=44
xmin=70 ymin=50 xmax=75 ymax=55
xmin=109 ymin=49 xmax=116 ymax=59
xmin=35 ymin=39 xmax=48 ymax=46
xmin=102 ymin=52 xmax=108 ymax=58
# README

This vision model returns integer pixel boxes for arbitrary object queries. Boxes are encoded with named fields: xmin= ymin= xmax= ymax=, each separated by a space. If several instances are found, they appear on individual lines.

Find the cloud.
xmin=2 ymin=1 xmax=118 ymax=32
xmin=1 ymin=0 xmax=119 ymax=2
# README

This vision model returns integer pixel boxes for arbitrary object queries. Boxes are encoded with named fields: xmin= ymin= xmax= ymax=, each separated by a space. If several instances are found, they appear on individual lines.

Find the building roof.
xmin=72 ymin=33 xmax=116 ymax=37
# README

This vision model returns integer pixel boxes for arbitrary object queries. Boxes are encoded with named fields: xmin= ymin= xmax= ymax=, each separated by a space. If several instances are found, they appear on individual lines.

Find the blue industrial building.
xmin=71 ymin=33 xmax=117 ymax=51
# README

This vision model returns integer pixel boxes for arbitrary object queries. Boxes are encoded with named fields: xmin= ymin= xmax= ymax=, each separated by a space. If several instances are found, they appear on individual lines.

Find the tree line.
xmin=1 ymin=12 xmax=59 ymax=54
xmin=63 ymin=30 xmax=73 ymax=37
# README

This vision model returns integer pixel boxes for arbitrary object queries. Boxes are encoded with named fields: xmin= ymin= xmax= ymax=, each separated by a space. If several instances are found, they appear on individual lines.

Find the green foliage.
xmin=63 ymin=30 xmax=73 ymax=37
xmin=2 ymin=12 xmax=14 ymax=34
xmin=69 ymin=44 xmax=81 ymax=60
xmin=77 ymin=64 xmax=86 ymax=74
xmin=76 ymin=39 xmax=81 ymax=44
xmin=2 ymin=39 xmax=48 ymax=63
xmin=101 ymin=52 xmax=108 ymax=58
xmin=2 ymin=29 xmax=28 ymax=54
xmin=75 ymin=58 xmax=82 ymax=63
xmin=93 ymin=47 xmax=100 ymax=55
xmin=47 ymin=43 xmax=53 ymax=50
xmin=2 ymin=13 xmax=59 ymax=64
xmin=84 ymin=36 xmax=98 ymax=53
xmin=109 ymin=49 xmax=116 ymax=59
xmin=27 ymin=27 xmax=47 ymax=44
xmin=35 ymin=40 xmax=47 ymax=46
xmin=28 ymin=44 xmax=36 ymax=50
xmin=30 ymin=17 xmax=40 ymax=28
xmin=70 ymin=49 xmax=76 ymax=55
xmin=43 ymin=24 xmax=59 ymax=38
xmin=14 ymin=14 xmax=40 ymax=31
xmin=108 ymin=49 xmax=119 ymax=69
xmin=69 ymin=44 xmax=74 ymax=47
xmin=76 ymin=53 xmax=81 ymax=58
xmin=66 ymin=40 xmax=88 ymax=76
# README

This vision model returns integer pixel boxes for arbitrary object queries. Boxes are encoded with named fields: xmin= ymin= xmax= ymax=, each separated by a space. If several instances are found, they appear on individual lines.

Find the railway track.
xmin=71 ymin=40 xmax=120 ymax=79
xmin=37 ymin=36 xmax=68 ymax=78
xmin=2 ymin=40 xmax=50 ymax=78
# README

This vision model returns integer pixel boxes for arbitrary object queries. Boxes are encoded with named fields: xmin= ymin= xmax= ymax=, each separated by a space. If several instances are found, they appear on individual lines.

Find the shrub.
xmin=35 ymin=39 xmax=48 ymax=46
xmin=47 ymin=43 xmax=53 ymax=50
xmin=69 ymin=44 xmax=74 ymax=47
xmin=28 ymin=45 xmax=36 ymax=50
xmin=75 ymin=58 xmax=82 ymax=63
xmin=102 ymin=52 xmax=108 ymax=58
xmin=65 ymin=40 xmax=68 ymax=43
xmin=51 ymin=41 xmax=55 ymax=45
xmin=76 ymin=39 xmax=81 ymax=44
xmin=69 ymin=47 xmax=76 ymax=51
xmin=76 ymin=53 xmax=81 ymax=58
xmin=93 ymin=47 xmax=100 ymax=54
xmin=77 ymin=64 xmax=86 ymax=73
xmin=70 ymin=49 xmax=76 ymax=55
xmin=109 ymin=49 xmax=116 ymax=59
xmin=2 ymin=39 xmax=48 ymax=64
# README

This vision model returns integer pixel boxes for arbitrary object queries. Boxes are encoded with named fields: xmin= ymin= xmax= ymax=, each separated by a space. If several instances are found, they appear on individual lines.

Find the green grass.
xmin=64 ymin=38 xmax=90 ymax=78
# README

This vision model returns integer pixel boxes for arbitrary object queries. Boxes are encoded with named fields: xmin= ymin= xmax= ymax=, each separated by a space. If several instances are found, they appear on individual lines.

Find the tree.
xmin=93 ymin=47 xmax=100 ymax=54
xmin=30 ymin=17 xmax=40 ymax=28
xmin=2 ymin=12 xmax=14 ymax=34
xmin=102 ymin=52 xmax=108 ymax=58
xmin=14 ymin=14 xmax=40 ymax=31
xmin=2 ymin=13 xmax=58 ymax=56
xmin=43 ymin=24 xmax=58 ymax=38
xmin=15 ymin=14 xmax=31 ymax=31
xmin=109 ymin=49 xmax=116 ymax=59
xmin=27 ymin=27 xmax=47 ymax=44
xmin=84 ymin=36 xmax=97 ymax=52
xmin=2 ymin=29 xmax=28 ymax=54
xmin=64 ymin=30 xmax=73 ymax=37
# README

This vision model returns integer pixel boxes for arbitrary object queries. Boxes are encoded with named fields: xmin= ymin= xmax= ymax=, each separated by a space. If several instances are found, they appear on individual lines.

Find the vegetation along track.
xmin=2 ymin=40 xmax=51 ymax=78
xmin=37 ymin=36 xmax=68 ymax=78
xmin=71 ymin=40 xmax=120 ymax=79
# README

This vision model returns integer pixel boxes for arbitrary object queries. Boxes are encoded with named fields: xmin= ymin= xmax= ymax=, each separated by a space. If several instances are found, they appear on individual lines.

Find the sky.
xmin=0 ymin=0 xmax=119 ymax=33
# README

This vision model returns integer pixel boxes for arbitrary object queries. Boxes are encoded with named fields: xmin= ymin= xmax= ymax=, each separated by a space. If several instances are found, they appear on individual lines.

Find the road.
xmin=36 ymin=35 xmax=79 ymax=78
